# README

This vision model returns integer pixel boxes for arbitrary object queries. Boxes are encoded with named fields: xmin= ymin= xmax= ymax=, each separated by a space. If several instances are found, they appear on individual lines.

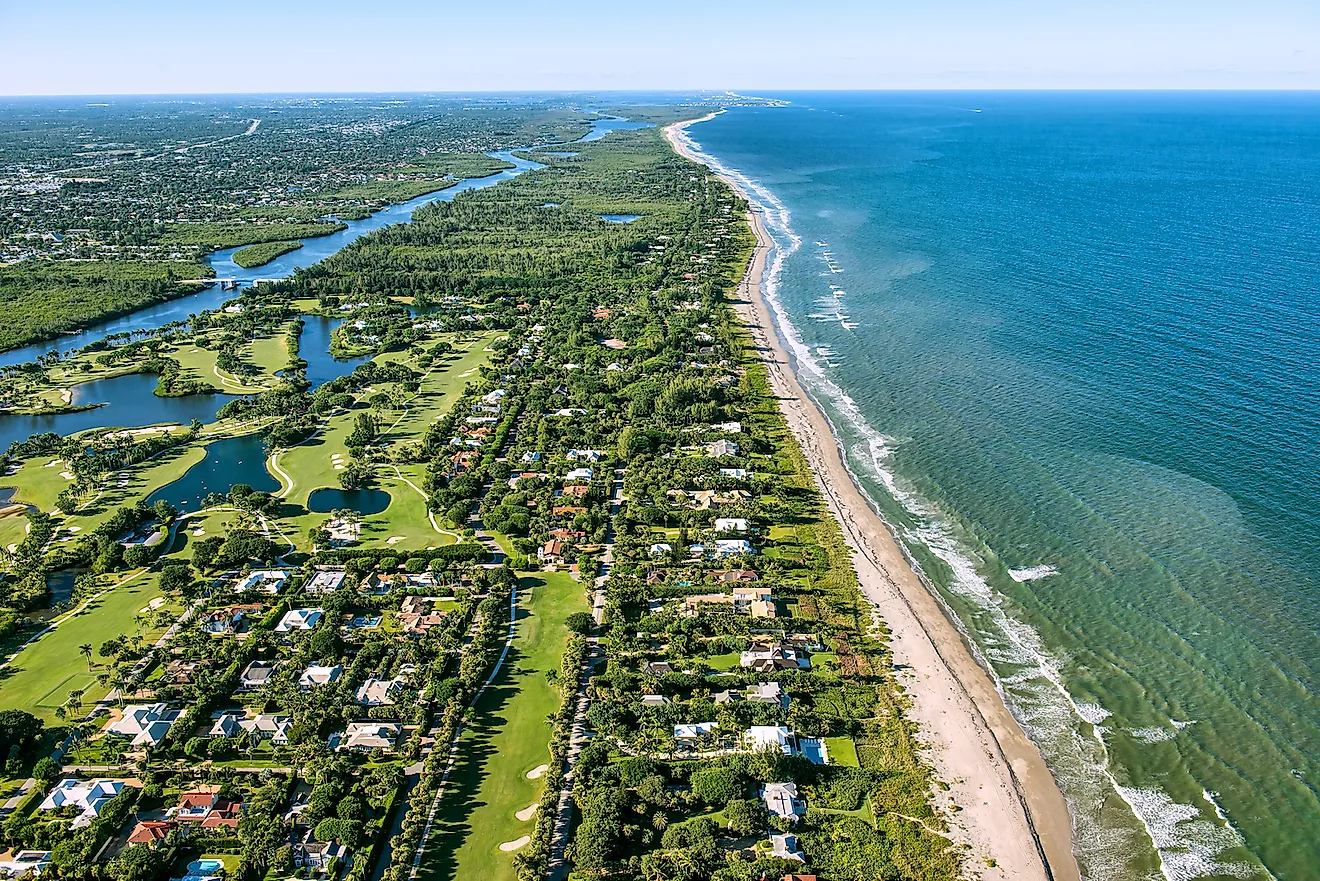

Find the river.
xmin=0 ymin=116 xmax=649 ymax=450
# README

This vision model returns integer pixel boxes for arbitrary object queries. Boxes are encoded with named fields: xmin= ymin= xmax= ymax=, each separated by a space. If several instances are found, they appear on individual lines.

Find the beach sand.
xmin=666 ymin=115 xmax=1080 ymax=881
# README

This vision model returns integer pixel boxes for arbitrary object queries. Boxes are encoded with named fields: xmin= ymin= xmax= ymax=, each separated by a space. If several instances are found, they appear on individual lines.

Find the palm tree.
xmin=79 ymin=643 xmax=93 ymax=670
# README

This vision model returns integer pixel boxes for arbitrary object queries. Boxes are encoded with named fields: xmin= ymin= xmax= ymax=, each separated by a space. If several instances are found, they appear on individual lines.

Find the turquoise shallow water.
xmin=682 ymin=93 xmax=1320 ymax=881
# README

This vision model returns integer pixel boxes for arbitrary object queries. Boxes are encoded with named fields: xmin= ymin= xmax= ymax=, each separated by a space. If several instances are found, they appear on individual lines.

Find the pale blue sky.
xmin=1 ymin=0 xmax=1317 ymax=95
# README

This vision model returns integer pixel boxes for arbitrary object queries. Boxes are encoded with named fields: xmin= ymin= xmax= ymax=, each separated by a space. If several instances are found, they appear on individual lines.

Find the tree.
xmin=723 ymin=798 xmax=768 ymax=836
xmin=79 ymin=643 xmax=94 ymax=670
xmin=690 ymin=766 xmax=738 ymax=806
xmin=109 ymin=843 xmax=168 ymax=881
xmin=565 ymin=612 xmax=595 ymax=635
xmin=32 ymin=756 xmax=61 ymax=785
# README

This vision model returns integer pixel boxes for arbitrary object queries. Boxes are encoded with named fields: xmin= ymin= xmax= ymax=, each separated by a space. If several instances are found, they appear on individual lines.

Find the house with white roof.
xmin=39 ymin=779 xmax=125 ymax=828
xmin=566 ymin=449 xmax=602 ymax=462
xmin=298 ymin=664 xmax=343 ymax=688
xmin=355 ymin=676 xmax=405 ymax=706
xmin=333 ymin=722 xmax=401 ymax=752
xmin=0 ymin=850 xmax=50 ymax=876
xmin=760 ymin=781 xmax=805 ymax=821
xmin=104 ymin=703 xmax=179 ymax=747
xmin=306 ymin=570 xmax=346 ymax=594
xmin=714 ymin=518 xmax=749 ymax=533
xmin=649 ymin=543 xmax=672 ymax=557
xmin=565 ymin=467 xmax=593 ymax=482
xmin=707 ymin=440 xmax=740 ymax=458
xmin=719 ymin=468 xmax=751 ymax=479
xmin=234 ymin=570 xmax=288 ymax=594
xmin=673 ymin=722 xmax=719 ymax=741
xmin=275 ymin=608 xmax=323 ymax=632
xmin=209 ymin=713 xmax=244 ymax=738
xmin=745 ymin=726 xmax=796 ymax=756
xmin=714 ymin=539 xmax=755 ymax=557
xmin=239 ymin=714 xmax=292 ymax=745
xmin=770 ymin=832 xmax=807 ymax=861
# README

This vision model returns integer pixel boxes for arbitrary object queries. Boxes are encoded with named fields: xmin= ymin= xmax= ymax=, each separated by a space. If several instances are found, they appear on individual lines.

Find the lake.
xmin=146 ymin=433 xmax=279 ymax=513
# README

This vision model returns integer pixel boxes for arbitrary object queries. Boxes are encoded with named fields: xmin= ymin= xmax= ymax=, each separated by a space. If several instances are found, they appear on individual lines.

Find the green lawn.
xmin=825 ymin=735 xmax=861 ymax=767
xmin=416 ymin=570 xmax=588 ymax=881
xmin=0 ymin=570 xmax=178 ymax=722
xmin=275 ymin=333 xmax=494 ymax=552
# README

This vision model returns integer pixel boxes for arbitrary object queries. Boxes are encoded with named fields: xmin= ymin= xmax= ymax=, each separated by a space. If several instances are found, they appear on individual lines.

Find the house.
xmin=715 ymin=421 xmax=742 ymax=433
xmin=104 ymin=703 xmax=179 ymax=747
xmin=39 ymin=779 xmax=125 ymax=828
xmin=234 ymin=569 xmax=288 ymax=594
xmin=719 ymin=468 xmax=751 ymax=479
xmin=202 ymin=604 xmax=262 ymax=635
xmin=761 ymin=782 xmax=805 ymax=822
xmin=174 ymin=790 xmax=242 ymax=829
xmin=333 ymin=722 xmax=401 ymax=752
xmin=771 ymin=833 xmax=807 ymax=862
xmin=355 ymin=676 xmax=405 ymax=706
xmin=745 ymin=682 xmax=789 ymax=709
xmin=740 ymin=646 xmax=807 ymax=672
xmin=127 ymin=819 xmax=175 ymax=845
xmin=639 ymin=694 xmax=670 ymax=707
xmin=644 ymin=661 xmax=673 ymax=676
xmin=159 ymin=659 xmax=210 ymax=685
xmin=566 ymin=449 xmax=602 ymax=463
xmin=649 ymin=543 xmax=672 ymax=557
xmin=292 ymin=840 xmax=350 ymax=871
xmin=673 ymin=722 xmax=719 ymax=741
xmin=240 ymin=714 xmax=292 ymax=745
xmin=558 ymin=483 xmax=590 ymax=499
xmin=358 ymin=573 xmax=403 ymax=596
xmin=717 ymin=569 xmax=759 ymax=584
xmin=0 ymin=851 xmax=51 ymax=876
xmin=298 ymin=664 xmax=343 ymax=688
xmin=538 ymin=540 xmax=565 ymax=564
xmin=707 ymin=440 xmax=739 ymax=457
xmin=714 ymin=518 xmax=749 ymax=533
xmin=714 ymin=539 xmax=755 ymax=557
xmin=521 ymin=451 xmax=542 ymax=464
xmin=306 ymin=570 xmax=346 ymax=594
xmin=746 ymin=726 xmax=796 ymax=756
xmin=564 ymin=467 xmax=593 ymax=482
xmin=274 ymin=608 xmax=323 ymax=632
xmin=209 ymin=713 xmax=244 ymax=738
xmin=238 ymin=660 xmax=278 ymax=691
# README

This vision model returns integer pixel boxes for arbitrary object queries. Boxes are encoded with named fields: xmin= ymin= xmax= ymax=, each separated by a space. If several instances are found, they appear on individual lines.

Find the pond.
xmin=297 ymin=316 xmax=371 ymax=388
xmin=0 ymin=372 xmax=224 ymax=452
xmin=599 ymin=214 xmax=642 ymax=224
xmin=307 ymin=487 xmax=392 ymax=515
xmin=146 ymin=433 xmax=279 ymax=513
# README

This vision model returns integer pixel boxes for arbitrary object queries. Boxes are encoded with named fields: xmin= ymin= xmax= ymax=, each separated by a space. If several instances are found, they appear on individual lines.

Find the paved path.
xmin=546 ymin=467 xmax=623 ymax=879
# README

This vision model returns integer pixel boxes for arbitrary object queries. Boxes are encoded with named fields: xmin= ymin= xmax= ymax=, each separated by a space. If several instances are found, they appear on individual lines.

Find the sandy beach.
xmin=666 ymin=115 xmax=1080 ymax=881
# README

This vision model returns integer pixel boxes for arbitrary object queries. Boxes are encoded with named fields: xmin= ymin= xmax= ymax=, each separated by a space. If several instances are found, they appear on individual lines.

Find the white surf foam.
xmin=674 ymin=119 xmax=1270 ymax=881
xmin=1008 ymin=564 xmax=1059 ymax=582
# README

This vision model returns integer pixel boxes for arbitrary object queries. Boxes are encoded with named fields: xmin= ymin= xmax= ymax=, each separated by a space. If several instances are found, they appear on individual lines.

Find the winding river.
xmin=0 ymin=116 xmax=648 ymax=450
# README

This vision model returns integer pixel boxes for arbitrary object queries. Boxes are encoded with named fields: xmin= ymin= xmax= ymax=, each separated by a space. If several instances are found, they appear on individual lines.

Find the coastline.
xmin=665 ymin=115 xmax=1080 ymax=881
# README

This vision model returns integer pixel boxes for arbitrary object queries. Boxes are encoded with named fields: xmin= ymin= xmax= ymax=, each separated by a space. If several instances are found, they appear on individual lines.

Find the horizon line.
xmin=3 ymin=87 xmax=1320 ymax=100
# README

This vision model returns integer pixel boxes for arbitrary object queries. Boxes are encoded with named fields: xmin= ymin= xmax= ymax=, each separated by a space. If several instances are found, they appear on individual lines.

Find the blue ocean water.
xmin=682 ymin=93 xmax=1320 ymax=881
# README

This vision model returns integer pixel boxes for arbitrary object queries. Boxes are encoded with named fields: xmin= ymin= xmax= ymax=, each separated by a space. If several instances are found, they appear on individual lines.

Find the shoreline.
xmin=665 ymin=115 xmax=1080 ymax=881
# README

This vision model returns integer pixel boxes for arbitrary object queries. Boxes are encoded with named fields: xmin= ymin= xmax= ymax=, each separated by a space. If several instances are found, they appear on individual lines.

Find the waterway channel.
xmin=0 ymin=116 xmax=649 ymax=450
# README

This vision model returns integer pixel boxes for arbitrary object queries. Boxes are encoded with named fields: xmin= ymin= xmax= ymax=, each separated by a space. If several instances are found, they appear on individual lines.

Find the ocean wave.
xmin=677 ymin=118 xmax=1268 ymax=881
xmin=1129 ymin=726 xmax=1178 ymax=744
xmin=1008 ymin=564 xmax=1060 ymax=582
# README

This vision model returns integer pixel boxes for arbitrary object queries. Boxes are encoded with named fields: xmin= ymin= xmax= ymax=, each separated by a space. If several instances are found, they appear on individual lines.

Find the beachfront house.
xmin=746 ymin=726 xmax=796 ymax=757
xmin=761 ymin=782 xmax=806 ymax=822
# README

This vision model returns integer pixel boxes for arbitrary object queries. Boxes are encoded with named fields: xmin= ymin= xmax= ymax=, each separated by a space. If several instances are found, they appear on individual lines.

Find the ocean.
xmin=681 ymin=92 xmax=1320 ymax=881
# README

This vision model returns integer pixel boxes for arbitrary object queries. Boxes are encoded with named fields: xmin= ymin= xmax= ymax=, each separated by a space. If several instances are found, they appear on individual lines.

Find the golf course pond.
xmin=307 ymin=487 xmax=392 ymax=515
xmin=146 ymin=433 xmax=279 ymax=513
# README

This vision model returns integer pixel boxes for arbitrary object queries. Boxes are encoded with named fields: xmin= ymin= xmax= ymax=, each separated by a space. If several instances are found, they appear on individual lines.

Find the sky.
xmin=1 ymin=0 xmax=1317 ymax=95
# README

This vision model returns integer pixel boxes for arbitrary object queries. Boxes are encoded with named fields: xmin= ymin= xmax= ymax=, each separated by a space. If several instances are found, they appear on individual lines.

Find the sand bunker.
xmin=515 ymin=803 xmax=538 ymax=822
xmin=526 ymin=764 xmax=549 ymax=779
xmin=498 ymin=836 xmax=531 ymax=852
xmin=387 ymin=536 xmax=405 ymax=544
